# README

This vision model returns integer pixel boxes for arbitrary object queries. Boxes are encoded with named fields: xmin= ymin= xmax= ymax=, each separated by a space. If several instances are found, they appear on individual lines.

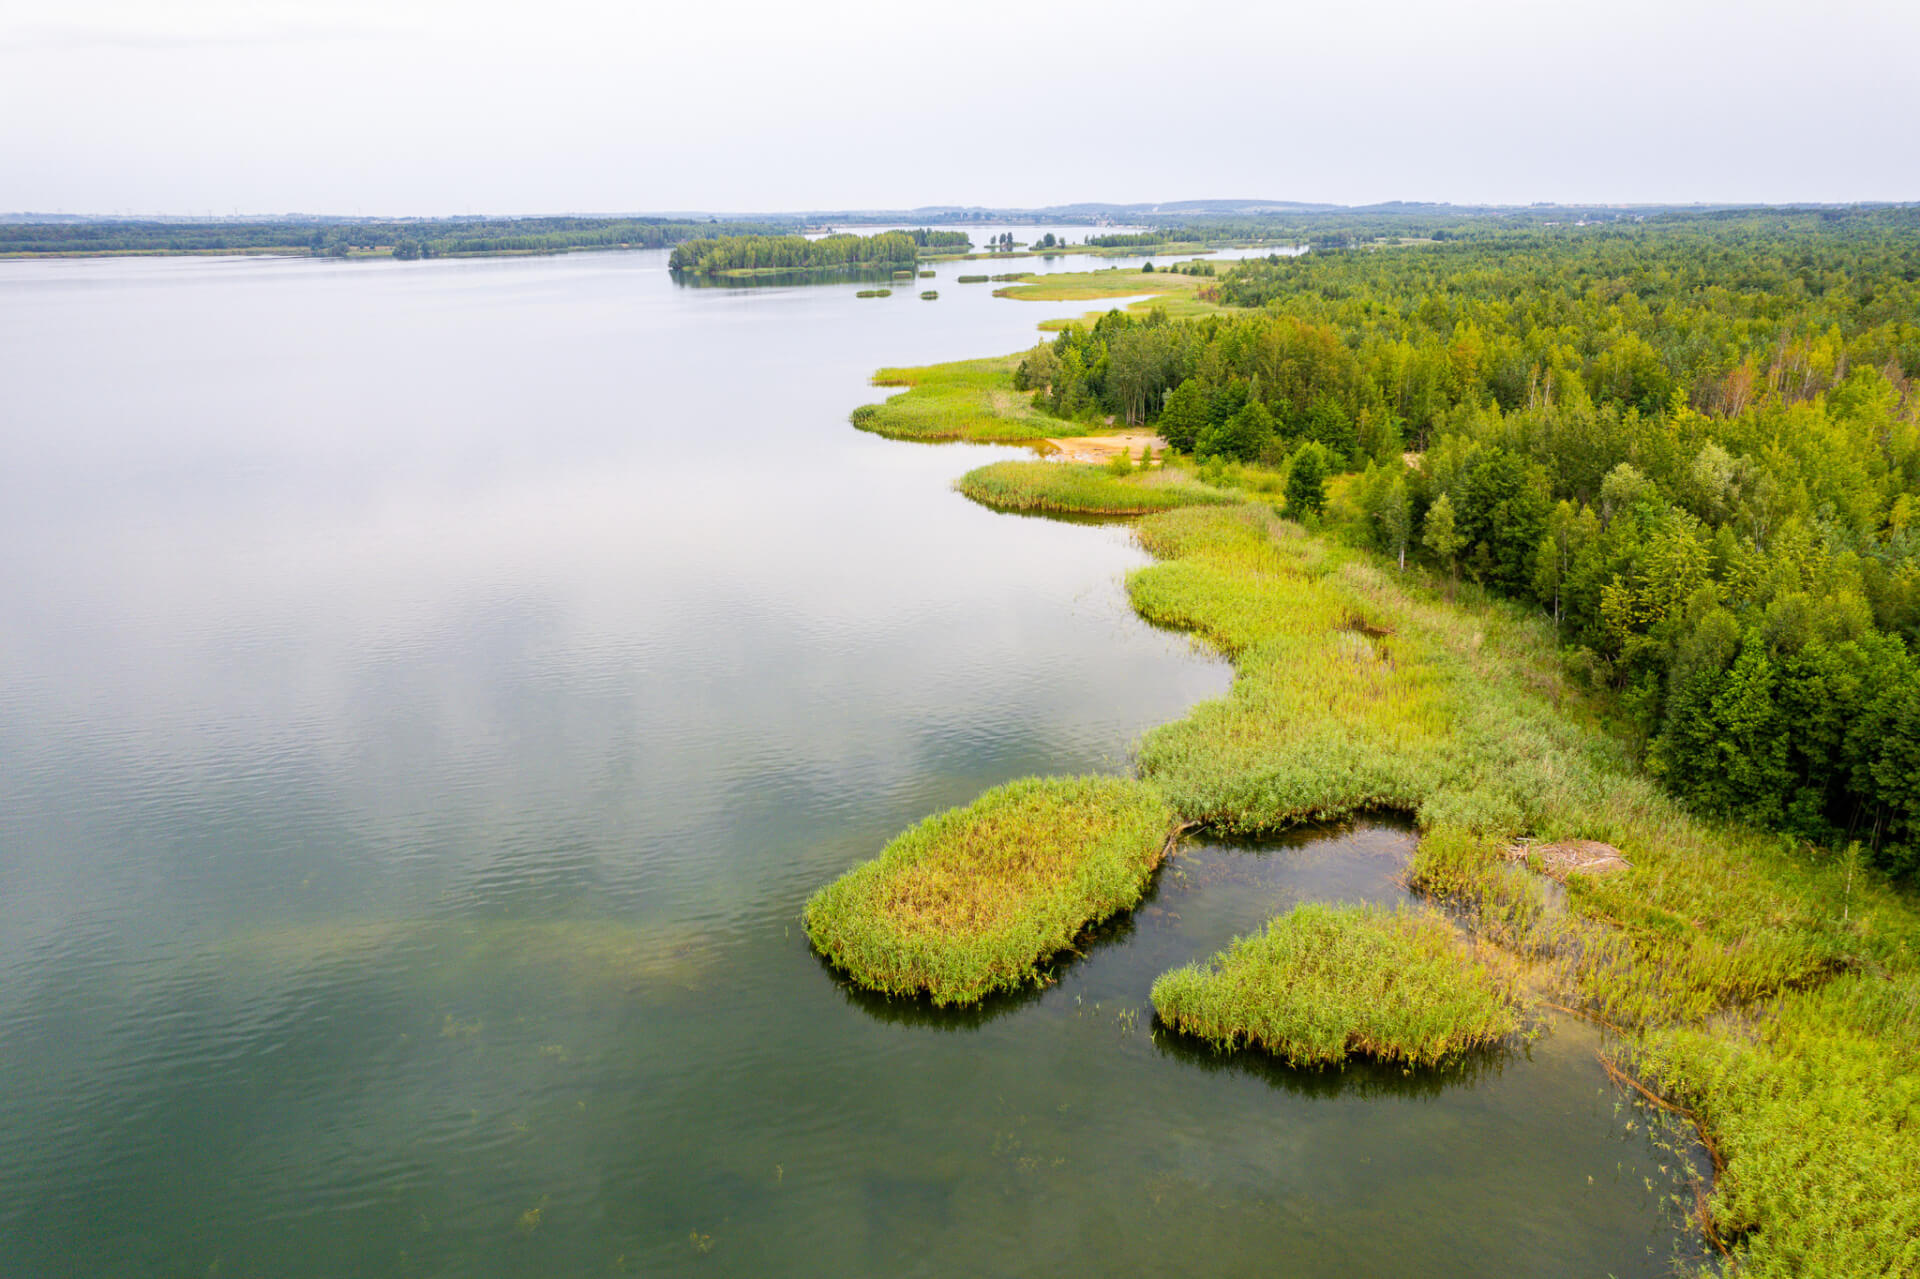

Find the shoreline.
xmin=824 ymin=294 xmax=1920 ymax=1273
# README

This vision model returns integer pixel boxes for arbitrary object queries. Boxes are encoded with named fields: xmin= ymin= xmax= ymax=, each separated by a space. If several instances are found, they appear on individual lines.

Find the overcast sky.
xmin=3 ymin=0 xmax=1915 ymax=216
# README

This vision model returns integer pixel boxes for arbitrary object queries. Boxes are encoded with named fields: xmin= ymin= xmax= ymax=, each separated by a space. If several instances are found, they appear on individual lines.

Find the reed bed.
xmin=850 ymin=355 xmax=1084 ymax=443
xmin=956 ymin=460 xmax=1234 ymax=516
xmin=1120 ymin=501 xmax=1920 ymax=1275
xmin=804 ymin=777 xmax=1175 ymax=1005
xmin=1151 ymin=903 xmax=1521 ymax=1067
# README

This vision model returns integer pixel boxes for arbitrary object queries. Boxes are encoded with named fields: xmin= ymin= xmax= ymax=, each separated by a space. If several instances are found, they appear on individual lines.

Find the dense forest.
xmin=667 ymin=230 xmax=924 ymax=274
xmin=1014 ymin=210 xmax=1920 ymax=874
xmin=0 ymin=216 xmax=797 ymax=258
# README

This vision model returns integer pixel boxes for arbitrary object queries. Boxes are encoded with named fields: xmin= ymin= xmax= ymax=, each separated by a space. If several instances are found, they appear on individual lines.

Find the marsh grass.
xmin=1120 ymin=501 xmax=1920 ymax=1274
xmin=831 ymin=348 xmax=1920 ymax=1274
xmin=804 ymin=777 xmax=1175 ymax=1005
xmin=851 ymin=355 xmax=1085 ymax=443
xmin=1151 ymin=903 xmax=1521 ymax=1067
xmin=919 ymin=290 xmax=939 ymax=300
xmin=855 ymin=288 xmax=891 ymax=298
xmin=956 ymin=460 xmax=1236 ymax=516
xmin=956 ymin=274 xmax=989 ymax=283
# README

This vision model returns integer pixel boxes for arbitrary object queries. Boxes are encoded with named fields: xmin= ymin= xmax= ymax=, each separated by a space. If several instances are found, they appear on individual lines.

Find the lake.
xmin=0 ymin=237 xmax=1702 ymax=1275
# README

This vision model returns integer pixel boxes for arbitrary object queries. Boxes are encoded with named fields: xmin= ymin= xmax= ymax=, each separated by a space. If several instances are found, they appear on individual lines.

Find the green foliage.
xmin=669 ymin=230 xmax=919 ymax=274
xmin=854 ymin=289 xmax=891 ymax=298
xmin=0 ymin=216 xmax=800 ymax=258
xmin=1197 ymin=399 xmax=1276 ymax=462
xmin=1284 ymin=443 xmax=1330 ymax=517
xmin=919 ymin=290 xmax=939 ymax=300
xmin=1159 ymin=378 xmax=1210 ymax=453
xmin=956 ymin=461 xmax=1234 ymax=516
xmin=803 ymin=777 xmax=1174 ymax=1005
xmin=956 ymin=274 xmax=989 ymax=283
xmin=1151 ymin=903 xmax=1521 ymax=1068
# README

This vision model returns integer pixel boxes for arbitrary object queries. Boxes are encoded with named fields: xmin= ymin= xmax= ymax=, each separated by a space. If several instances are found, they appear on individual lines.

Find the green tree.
xmin=1196 ymin=400 xmax=1275 ymax=462
xmin=1159 ymin=378 xmax=1209 ymax=453
xmin=1285 ymin=443 xmax=1330 ymax=518
xmin=1424 ymin=492 xmax=1464 ymax=580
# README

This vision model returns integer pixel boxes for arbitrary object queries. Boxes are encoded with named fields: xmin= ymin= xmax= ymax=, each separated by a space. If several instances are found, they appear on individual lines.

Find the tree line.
xmin=667 ymin=230 xmax=923 ymax=274
xmin=1015 ymin=209 xmax=1920 ymax=874
xmin=0 ymin=217 xmax=798 ymax=258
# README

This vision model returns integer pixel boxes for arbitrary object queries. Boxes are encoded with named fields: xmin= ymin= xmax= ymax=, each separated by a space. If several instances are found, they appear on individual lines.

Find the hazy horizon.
xmin=4 ymin=0 xmax=1916 ymax=216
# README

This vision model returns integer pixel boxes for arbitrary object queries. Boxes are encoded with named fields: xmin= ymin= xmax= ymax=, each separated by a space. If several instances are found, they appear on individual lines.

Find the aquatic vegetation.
xmin=1115 ymin=501 xmax=1920 ymax=1273
xmin=1150 ymin=903 xmax=1521 ymax=1068
xmin=854 ymin=288 xmax=891 ymax=298
xmin=804 ymin=776 xmax=1176 ymax=1005
xmin=993 ymin=268 xmax=1221 ymax=319
xmin=919 ymin=290 xmax=938 ymax=300
xmin=956 ymin=460 xmax=1234 ymax=516
xmin=850 ymin=355 xmax=1080 ymax=443
xmin=956 ymin=274 xmax=989 ymax=283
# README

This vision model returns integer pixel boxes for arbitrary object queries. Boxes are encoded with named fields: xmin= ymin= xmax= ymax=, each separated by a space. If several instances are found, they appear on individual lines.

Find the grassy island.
xmin=804 ymin=777 xmax=1176 ymax=1005
xmin=957 ymin=459 xmax=1234 ymax=516
xmin=1150 ymin=903 xmax=1521 ymax=1068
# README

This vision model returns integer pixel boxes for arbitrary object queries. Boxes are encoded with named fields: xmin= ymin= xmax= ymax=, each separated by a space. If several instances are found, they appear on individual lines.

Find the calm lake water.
xmin=0 ymin=238 xmax=1701 ymax=1276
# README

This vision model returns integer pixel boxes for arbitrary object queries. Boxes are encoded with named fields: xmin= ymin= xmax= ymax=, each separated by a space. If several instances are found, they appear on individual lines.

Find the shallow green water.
xmin=0 ymin=236 xmax=1702 ymax=1275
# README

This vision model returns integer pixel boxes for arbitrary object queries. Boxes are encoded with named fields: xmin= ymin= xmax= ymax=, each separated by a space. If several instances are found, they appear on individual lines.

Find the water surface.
xmin=0 ymin=242 xmax=1698 ymax=1276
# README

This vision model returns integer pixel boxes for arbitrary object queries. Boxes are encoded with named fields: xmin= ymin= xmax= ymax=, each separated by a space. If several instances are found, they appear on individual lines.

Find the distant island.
xmin=667 ymin=228 xmax=970 ymax=276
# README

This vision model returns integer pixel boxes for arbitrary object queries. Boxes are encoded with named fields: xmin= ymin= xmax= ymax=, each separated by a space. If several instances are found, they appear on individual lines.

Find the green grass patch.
xmin=804 ymin=776 xmax=1176 ymax=1005
xmin=850 ymin=354 xmax=1087 ymax=443
xmin=919 ymin=290 xmax=939 ymax=300
xmin=854 ymin=288 xmax=891 ymax=298
xmin=956 ymin=460 xmax=1236 ymax=516
xmin=1151 ymin=903 xmax=1522 ymax=1068
xmin=956 ymin=274 xmax=989 ymax=283
xmin=993 ymin=268 xmax=1222 ymax=322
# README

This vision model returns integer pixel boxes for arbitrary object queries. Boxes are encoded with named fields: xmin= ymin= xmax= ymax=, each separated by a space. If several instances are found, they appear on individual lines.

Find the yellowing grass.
xmin=804 ymin=777 xmax=1175 ymax=1005
xmin=1151 ymin=903 xmax=1522 ymax=1068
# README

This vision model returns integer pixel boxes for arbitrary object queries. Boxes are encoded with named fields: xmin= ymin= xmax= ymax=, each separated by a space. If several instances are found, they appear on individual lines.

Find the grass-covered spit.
xmin=804 ymin=777 xmax=1175 ymax=1005
xmin=849 ymin=355 xmax=1080 ymax=443
xmin=1151 ymin=903 xmax=1521 ymax=1068
xmin=957 ymin=460 xmax=1235 ymax=516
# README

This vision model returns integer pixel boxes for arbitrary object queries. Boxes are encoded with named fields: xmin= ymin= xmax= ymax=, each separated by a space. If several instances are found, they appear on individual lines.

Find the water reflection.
xmin=0 ymin=250 xmax=1695 ymax=1277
